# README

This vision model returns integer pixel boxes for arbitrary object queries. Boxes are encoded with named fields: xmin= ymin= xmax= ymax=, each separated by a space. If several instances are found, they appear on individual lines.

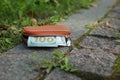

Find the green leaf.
xmin=5 ymin=38 xmax=11 ymax=44
xmin=85 ymin=24 xmax=94 ymax=29
xmin=64 ymin=56 xmax=69 ymax=67
xmin=53 ymin=50 xmax=64 ymax=57
xmin=65 ymin=67 xmax=70 ymax=71
xmin=18 ymin=10 xmax=23 ymax=18
xmin=60 ymin=65 xmax=65 ymax=70
xmin=13 ymin=20 xmax=18 ymax=24
xmin=116 ymin=40 xmax=120 ymax=42
xmin=46 ymin=65 xmax=53 ymax=73
xmin=41 ymin=63 xmax=49 ymax=68
xmin=70 ymin=68 xmax=77 ymax=72
xmin=21 ymin=17 xmax=31 ymax=26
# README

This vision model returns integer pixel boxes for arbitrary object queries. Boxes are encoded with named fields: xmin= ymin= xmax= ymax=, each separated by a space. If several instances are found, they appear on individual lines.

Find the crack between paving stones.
xmin=69 ymin=69 xmax=110 ymax=80
xmin=108 ymin=16 xmax=120 ymax=20
xmin=78 ymin=44 xmax=120 ymax=56
xmin=88 ymin=34 xmax=119 ymax=40
xmin=73 ymin=24 xmax=97 ymax=45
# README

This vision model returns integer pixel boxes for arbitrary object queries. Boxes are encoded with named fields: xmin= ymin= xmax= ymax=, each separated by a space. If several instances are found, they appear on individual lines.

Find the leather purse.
xmin=22 ymin=25 xmax=71 ymax=47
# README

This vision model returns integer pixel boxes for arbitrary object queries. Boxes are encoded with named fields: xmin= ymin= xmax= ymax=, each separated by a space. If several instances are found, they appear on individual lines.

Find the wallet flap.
xmin=22 ymin=25 xmax=71 ymax=36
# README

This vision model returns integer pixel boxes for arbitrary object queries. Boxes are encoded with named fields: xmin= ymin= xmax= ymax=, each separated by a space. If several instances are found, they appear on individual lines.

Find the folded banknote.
xmin=27 ymin=36 xmax=70 ymax=47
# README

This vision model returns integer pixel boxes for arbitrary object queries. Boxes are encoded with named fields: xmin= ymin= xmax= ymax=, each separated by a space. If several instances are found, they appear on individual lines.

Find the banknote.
xmin=27 ymin=36 xmax=71 ymax=47
xmin=28 ymin=36 xmax=58 ymax=47
xmin=56 ymin=36 xmax=67 ymax=46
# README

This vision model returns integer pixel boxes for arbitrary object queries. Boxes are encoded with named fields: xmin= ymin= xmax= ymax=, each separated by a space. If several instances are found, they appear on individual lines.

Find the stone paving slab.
xmin=0 ymin=53 xmax=38 ymax=80
xmin=108 ymin=2 xmax=120 ymax=18
xmin=7 ymin=43 xmax=69 ymax=56
xmin=69 ymin=48 xmax=117 ymax=76
xmin=101 ymin=18 xmax=120 ymax=28
xmin=112 ymin=4 xmax=120 ymax=13
xmin=44 ymin=68 xmax=81 ymax=80
xmin=80 ymin=36 xmax=120 ymax=54
xmin=90 ymin=25 xmax=119 ymax=38
xmin=108 ymin=11 xmax=120 ymax=18
xmin=0 ymin=44 xmax=69 ymax=80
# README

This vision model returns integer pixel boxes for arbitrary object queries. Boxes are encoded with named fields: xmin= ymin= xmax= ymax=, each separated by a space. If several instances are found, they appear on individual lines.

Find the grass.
xmin=31 ymin=50 xmax=77 ymax=80
xmin=0 ymin=0 xmax=95 ymax=53
xmin=0 ymin=26 xmax=22 ymax=53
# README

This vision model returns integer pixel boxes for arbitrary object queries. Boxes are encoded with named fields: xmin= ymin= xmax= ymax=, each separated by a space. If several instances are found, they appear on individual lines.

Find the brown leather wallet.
xmin=22 ymin=25 xmax=71 ymax=44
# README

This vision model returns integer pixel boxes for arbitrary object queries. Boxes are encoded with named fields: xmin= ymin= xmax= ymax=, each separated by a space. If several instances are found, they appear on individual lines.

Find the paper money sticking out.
xmin=27 ymin=36 xmax=70 ymax=47
xmin=56 ymin=36 xmax=67 ymax=46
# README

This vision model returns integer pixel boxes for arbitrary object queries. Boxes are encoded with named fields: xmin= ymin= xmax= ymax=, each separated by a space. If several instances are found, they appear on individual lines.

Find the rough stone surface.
xmin=45 ymin=68 xmax=81 ymax=80
xmin=108 ymin=2 xmax=120 ymax=18
xmin=108 ymin=11 xmax=120 ymax=18
xmin=70 ymin=48 xmax=117 ymax=76
xmin=112 ymin=4 xmax=120 ymax=13
xmin=90 ymin=25 xmax=119 ymax=38
xmin=101 ymin=18 xmax=120 ymax=28
xmin=81 ymin=36 xmax=120 ymax=54
xmin=0 ymin=53 xmax=38 ymax=80
xmin=7 ymin=43 xmax=69 ymax=56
